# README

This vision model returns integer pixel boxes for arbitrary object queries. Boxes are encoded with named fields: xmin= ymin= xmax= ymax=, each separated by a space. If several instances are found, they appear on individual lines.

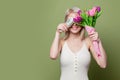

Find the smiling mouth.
xmin=72 ymin=26 xmax=79 ymax=30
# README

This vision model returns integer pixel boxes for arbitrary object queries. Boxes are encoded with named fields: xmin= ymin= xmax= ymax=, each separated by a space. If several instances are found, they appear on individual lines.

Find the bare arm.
xmin=88 ymin=32 xmax=107 ymax=68
xmin=49 ymin=23 xmax=68 ymax=60
xmin=49 ymin=31 xmax=61 ymax=60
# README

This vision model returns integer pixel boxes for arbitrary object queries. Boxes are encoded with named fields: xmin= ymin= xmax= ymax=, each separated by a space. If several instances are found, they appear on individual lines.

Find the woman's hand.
xmin=88 ymin=31 xmax=107 ymax=68
xmin=56 ymin=23 xmax=68 ymax=34
xmin=89 ymin=31 xmax=100 ymax=42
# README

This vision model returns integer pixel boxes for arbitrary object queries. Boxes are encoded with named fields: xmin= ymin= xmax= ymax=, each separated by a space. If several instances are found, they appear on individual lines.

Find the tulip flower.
xmin=79 ymin=6 xmax=102 ymax=57
xmin=73 ymin=16 xmax=82 ymax=23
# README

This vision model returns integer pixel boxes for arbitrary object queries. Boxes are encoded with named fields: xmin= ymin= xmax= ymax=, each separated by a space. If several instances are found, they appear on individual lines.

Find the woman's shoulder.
xmin=60 ymin=37 xmax=66 ymax=48
xmin=84 ymin=37 xmax=91 ymax=50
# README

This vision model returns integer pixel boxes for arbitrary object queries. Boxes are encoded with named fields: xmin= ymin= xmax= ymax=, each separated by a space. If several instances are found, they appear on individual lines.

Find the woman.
xmin=50 ymin=7 xmax=107 ymax=80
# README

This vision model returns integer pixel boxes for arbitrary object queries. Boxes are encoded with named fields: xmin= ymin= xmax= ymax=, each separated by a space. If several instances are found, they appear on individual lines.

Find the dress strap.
xmin=62 ymin=40 xmax=67 ymax=50
xmin=83 ymin=39 xmax=89 ymax=50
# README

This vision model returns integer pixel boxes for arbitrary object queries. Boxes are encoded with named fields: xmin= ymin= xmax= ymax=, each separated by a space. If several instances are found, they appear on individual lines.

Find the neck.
xmin=68 ymin=32 xmax=82 ymax=41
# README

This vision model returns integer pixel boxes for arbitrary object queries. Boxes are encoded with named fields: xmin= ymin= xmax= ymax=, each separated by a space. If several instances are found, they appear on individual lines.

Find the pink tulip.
xmin=86 ymin=6 xmax=101 ymax=16
xmin=86 ymin=7 xmax=97 ymax=16
xmin=77 ymin=10 xmax=82 ymax=15
xmin=96 ymin=6 xmax=101 ymax=12
xmin=73 ymin=16 xmax=82 ymax=23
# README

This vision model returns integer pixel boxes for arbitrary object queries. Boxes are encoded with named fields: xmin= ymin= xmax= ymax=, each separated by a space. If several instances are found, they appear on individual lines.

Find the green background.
xmin=0 ymin=0 xmax=120 ymax=80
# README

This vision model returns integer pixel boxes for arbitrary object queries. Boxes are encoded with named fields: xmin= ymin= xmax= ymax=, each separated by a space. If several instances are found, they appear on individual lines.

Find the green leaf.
xmin=80 ymin=24 xmax=85 ymax=27
xmin=85 ymin=14 xmax=88 ymax=19
xmin=85 ymin=18 xmax=89 ymax=25
xmin=92 ymin=21 xmax=96 ymax=27
xmin=88 ymin=17 xmax=93 ymax=26
xmin=79 ymin=20 xmax=86 ymax=27
xmin=81 ymin=13 xmax=87 ymax=19
xmin=97 ymin=10 xmax=102 ymax=18
xmin=93 ymin=12 xmax=97 ymax=20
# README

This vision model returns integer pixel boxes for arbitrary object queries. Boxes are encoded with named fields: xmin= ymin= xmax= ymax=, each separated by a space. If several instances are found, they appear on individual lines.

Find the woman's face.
xmin=68 ymin=13 xmax=82 ymax=34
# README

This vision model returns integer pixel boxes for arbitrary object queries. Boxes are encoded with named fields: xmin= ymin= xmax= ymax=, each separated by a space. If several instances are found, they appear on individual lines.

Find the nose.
xmin=72 ymin=24 xmax=79 ymax=28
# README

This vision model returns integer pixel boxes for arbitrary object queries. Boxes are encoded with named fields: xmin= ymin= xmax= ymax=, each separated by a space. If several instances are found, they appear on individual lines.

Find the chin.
xmin=70 ymin=29 xmax=80 ymax=34
xmin=70 ymin=25 xmax=81 ymax=32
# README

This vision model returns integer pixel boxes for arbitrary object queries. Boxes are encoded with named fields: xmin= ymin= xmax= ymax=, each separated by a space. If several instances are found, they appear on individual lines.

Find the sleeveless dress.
xmin=60 ymin=40 xmax=91 ymax=80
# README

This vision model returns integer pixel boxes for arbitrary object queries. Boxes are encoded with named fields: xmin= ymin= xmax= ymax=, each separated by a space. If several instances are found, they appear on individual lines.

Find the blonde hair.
xmin=63 ymin=7 xmax=85 ymax=40
xmin=64 ymin=7 xmax=81 ymax=22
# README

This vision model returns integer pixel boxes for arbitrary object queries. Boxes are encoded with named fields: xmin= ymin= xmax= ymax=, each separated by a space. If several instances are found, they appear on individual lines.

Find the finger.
xmin=89 ymin=32 xmax=98 ymax=36
xmin=92 ymin=38 xmax=98 ymax=41
xmin=89 ymin=31 xmax=95 ymax=36
xmin=61 ymin=24 xmax=67 ymax=32
xmin=95 ymin=32 xmax=98 ymax=37
xmin=92 ymin=32 xmax=98 ymax=38
xmin=61 ymin=26 xmax=66 ymax=32
xmin=58 ymin=27 xmax=64 ymax=32
xmin=92 ymin=36 xmax=98 ymax=40
xmin=94 ymin=32 xmax=98 ymax=36
xmin=90 ymin=35 xmax=98 ymax=40
xmin=63 ymin=26 xmax=68 ymax=31
xmin=89 ymin=34 xmax=95 ymax=38
xmin=58 ymin=29 xmax=63 ymax=33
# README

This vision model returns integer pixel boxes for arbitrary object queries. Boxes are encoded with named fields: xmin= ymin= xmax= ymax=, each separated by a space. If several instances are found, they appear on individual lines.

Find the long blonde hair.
xmin=63 ymin=7 xmax=85 ymax=40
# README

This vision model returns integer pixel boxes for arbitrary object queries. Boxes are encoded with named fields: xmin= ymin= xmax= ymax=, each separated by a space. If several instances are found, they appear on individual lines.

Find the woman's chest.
xmin=60 ymin=45 xmax=91 ymax=67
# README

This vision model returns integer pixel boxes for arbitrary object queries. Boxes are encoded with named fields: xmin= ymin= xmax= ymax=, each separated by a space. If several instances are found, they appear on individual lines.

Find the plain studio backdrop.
xmin=0 ymin=0 xmax=120 ymax=80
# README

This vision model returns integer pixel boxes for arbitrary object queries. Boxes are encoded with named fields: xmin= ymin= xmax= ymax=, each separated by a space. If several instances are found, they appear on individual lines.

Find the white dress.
xmin=60 ymin=40 xmax=91 ymax=80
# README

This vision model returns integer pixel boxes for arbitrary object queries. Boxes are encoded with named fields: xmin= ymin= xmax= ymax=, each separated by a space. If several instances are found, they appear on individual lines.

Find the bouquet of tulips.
xmin=74 ymin=6 xmax=102 ymax=57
